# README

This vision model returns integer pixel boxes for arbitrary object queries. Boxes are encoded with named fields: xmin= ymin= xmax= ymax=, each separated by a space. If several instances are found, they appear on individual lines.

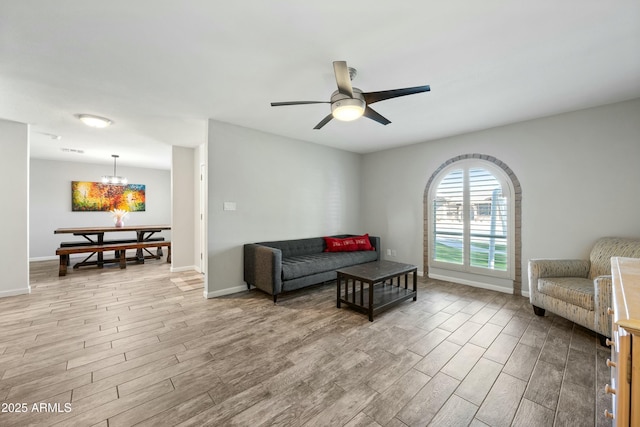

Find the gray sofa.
xmin=244 ymin=234 xmax=380 ymax=302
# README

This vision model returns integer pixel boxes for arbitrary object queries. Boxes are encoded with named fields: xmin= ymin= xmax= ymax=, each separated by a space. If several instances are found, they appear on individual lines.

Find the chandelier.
xmin=102 ymin=154 xmax=128 ymax=185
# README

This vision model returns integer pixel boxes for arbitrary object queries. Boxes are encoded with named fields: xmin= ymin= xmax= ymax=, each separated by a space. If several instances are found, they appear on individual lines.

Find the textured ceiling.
xmin=1 ymin=1 xmax=639 ymax=170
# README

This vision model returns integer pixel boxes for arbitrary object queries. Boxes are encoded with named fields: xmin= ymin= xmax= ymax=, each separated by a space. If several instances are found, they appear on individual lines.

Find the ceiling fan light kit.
xmin=331 ymin=91 xmax=365 ymax=121
xmin=271 ymin=61 xmax=430 ymax=129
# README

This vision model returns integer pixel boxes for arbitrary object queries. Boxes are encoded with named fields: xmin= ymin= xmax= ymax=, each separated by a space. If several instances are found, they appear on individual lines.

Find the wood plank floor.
xmin=0 ymin=260 xmax=612 ymax=426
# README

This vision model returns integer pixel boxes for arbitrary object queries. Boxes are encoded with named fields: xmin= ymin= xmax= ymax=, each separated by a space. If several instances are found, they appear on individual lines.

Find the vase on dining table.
xmin=111 ymin=209 xmax=128 ymax=228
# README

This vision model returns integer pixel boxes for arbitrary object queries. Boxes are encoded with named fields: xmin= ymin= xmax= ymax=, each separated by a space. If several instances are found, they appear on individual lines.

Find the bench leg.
xmin=166 ymin=246 xmax=171 ymax=263
xmin=59 ymin=255 xmax=68 ymax=276
xmin=119 ymin=250 xmax=127 ymax=269
xmin=135 ymin=248 xmax=144 ymax=263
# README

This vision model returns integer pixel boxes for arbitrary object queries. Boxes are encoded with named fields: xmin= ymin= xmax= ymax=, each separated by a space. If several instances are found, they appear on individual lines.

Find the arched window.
xmin=427 ymin=157 xmax=517 ymax=290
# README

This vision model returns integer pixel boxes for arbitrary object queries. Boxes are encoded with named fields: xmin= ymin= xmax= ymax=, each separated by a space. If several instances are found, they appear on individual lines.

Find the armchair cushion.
xmin=537 ymin=277 xmax=594 ymax=310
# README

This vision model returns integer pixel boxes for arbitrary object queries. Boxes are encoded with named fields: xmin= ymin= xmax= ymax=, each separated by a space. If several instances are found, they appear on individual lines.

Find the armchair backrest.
xmin=588 ymin=237 xmax=640 ymax=279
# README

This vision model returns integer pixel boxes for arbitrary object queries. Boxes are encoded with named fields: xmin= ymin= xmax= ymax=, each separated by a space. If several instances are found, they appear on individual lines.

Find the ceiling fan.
xmin=270 ymin=61 xmax=430 ymax=129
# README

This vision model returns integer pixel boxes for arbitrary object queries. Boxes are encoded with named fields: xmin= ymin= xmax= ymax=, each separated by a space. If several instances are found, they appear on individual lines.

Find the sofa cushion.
xmin=282 ymin=251 xmax=378 ymax=280
xmin=258 ymin=237 xmax=326 ymax=258
xmin=537 ymin=277 xmax=594 ymax=310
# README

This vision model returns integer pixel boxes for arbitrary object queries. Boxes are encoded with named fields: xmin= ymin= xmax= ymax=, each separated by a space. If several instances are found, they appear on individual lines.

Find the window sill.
xmin=428 ymin=267 xmax=514 ymax=294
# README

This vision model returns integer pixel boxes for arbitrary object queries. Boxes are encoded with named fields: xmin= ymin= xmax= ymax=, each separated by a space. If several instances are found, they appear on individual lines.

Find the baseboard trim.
xmin=429 ymin=273 xmax=514 ymax=295
xmin=204 ymin=285 xmax=247 ymax=299
xmin=30 ymin=255 xmax=103 ymax=262
xmin=30 ymin=256 xmax=57 ymax=262
xmin=0 ymin=286 xmax=31 ymax=298
xmin=170 ymin=265 xmax=197 ymax=273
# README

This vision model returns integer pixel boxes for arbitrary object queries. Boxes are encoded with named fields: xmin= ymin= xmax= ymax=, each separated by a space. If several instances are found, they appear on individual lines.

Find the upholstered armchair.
xmin=528 ymin=237 xmax=640 ymax=345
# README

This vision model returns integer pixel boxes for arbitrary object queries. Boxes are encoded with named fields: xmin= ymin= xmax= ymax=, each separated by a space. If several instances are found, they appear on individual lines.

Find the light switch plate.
xmin=223 ymin=202 xmax=236 ymax=211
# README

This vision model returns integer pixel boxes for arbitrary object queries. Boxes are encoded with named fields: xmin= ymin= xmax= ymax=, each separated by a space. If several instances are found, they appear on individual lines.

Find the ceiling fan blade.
xmin=363 ymin=85 xmax=431 ymax=105
xmin=313 ymin=114 xmax=333 ymax=130
xmin=271 ymin=101 xmax=329 ymax=106
xmin=363 ymin=106 xmax=391 ymax=126
xmin=333 ymin=61 xmax=353 ymax=97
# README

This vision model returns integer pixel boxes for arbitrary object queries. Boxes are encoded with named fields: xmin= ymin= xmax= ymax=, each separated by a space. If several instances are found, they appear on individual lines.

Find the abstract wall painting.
xmin=71 ymin=181 xmax=146 ymax=212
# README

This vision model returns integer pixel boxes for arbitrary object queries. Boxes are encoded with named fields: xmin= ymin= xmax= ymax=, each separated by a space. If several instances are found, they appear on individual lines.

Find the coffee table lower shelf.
xmin=339 ymin=285 xmax=416 ymax=321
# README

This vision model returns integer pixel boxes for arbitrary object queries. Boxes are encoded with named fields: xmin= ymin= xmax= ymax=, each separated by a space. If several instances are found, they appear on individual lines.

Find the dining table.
xmin=54 ymin=224 xmax=171 ymax=268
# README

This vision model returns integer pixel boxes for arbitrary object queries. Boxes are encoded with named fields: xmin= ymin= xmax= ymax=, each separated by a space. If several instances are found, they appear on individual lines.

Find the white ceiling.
xmin=2 ymin=1 xmax=639 ymax=171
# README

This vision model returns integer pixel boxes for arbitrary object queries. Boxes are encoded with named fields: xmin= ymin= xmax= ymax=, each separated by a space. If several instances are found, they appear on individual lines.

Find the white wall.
xmin=30 ymin=158 xmax=171 ymax=259
xmin=0 ymin=119 xmax=30 ymax=297
xmin=171 ymin=146 xmax=196 ymax=271
xmin=206 ymin=120 xmax=363 ymax=297
xmin=361 ymin=98 xmax=640 ymax=294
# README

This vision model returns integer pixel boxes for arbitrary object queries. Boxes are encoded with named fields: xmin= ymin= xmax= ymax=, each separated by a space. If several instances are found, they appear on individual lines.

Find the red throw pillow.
xmin=324 ymin=235 xmax=373 ymax=252
xmin=324 ymin=236 xmax=358 ymax=252
xmin=353 ymin=234 xmax=374 ymax=251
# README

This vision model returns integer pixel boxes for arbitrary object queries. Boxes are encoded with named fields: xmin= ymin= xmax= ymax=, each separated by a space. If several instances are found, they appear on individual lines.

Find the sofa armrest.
xmin=594 ymin=275 xmax=612 ymax=338
xmin=243 ymin=244 xmax=283 ymax=296
xmin=368 ymin=235 xmax=381 ymax=260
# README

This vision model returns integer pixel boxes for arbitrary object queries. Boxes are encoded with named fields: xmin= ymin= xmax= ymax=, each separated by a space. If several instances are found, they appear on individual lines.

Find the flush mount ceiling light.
xmin=75 ymin=114 xmax=113 ymax=128
xmin=102 ymin=154 xmax=128 ymax=185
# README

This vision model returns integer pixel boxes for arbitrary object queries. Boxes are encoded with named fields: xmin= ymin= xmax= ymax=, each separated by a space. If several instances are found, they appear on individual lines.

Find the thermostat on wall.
xmin=223 ymin=202 xmax=237 ymax=211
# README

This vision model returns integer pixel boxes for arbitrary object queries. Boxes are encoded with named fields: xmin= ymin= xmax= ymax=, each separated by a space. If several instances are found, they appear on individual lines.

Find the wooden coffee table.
xmin=336 ymin=260 xmax=417 ymax=321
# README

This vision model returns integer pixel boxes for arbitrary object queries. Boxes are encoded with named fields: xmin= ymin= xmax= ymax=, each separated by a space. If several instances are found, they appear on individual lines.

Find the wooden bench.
xmin=56 ymin=241 xmax=171 ymax=276
xmin=59 ymin=237 xmax=165 ymax=265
